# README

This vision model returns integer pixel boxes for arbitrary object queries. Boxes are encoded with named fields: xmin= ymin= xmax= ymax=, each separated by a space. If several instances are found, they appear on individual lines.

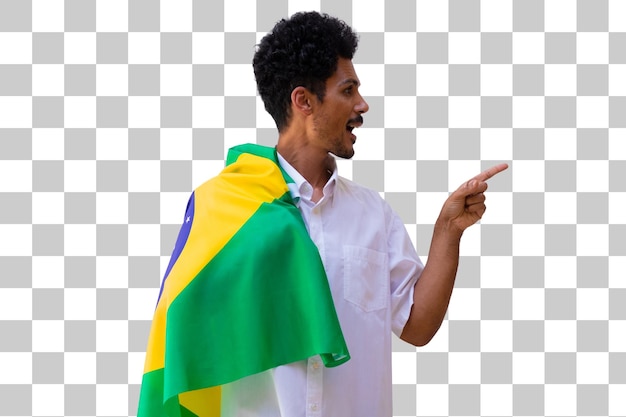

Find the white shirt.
xmin=220 ymin=154 xmax=424 ymax=417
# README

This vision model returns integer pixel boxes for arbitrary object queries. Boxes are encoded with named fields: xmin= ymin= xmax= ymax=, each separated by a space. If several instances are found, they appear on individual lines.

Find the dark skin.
xmin=401 ymin=164 xmax=507 ymax=346
xmin=277 ymin=57 xmax=508 ymax=346
xmin=277 ymin=58 xmax=368 ymax=201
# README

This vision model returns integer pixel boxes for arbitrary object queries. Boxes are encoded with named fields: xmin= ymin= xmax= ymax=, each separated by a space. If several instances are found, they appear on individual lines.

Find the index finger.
xmin=473 ymin=163 xmax=509 ymax=182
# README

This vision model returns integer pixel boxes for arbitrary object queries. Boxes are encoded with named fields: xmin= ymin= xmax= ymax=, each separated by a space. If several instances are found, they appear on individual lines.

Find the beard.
xmin=328 ymin=139 xmax=355 ymax=159
xmin=312 ymin=114 xmax=356 ymax=160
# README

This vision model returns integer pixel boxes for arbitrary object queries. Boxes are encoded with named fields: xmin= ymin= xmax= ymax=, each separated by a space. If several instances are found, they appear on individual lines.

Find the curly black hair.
xmin=253 ymin=12 xmax=359 ymax=131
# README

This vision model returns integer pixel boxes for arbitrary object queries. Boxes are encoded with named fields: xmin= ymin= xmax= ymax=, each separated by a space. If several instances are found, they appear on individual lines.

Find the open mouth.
xmin=345 ymin=116 xmax=363 ymax=134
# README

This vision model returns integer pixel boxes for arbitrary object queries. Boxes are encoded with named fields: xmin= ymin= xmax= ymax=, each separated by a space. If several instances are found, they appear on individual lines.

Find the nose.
xmin=356 ymin=94 xmax=369 ymax=114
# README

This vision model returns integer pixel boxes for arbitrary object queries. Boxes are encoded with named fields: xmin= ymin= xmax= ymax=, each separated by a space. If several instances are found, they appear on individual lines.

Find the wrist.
xmin=434 ymin=217 xmax=464 ymax=241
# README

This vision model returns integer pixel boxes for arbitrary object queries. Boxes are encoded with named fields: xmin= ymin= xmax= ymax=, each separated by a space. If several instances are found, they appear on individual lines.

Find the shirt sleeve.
xmin=386 ymin=205 xmax=424 ymax=338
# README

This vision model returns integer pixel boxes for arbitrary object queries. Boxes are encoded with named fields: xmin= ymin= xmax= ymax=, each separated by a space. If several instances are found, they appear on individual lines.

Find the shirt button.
xmin=310 ymin=403 xmax=318 ymax=412
xmin=311 ymin=361 xmax=320 ymax=370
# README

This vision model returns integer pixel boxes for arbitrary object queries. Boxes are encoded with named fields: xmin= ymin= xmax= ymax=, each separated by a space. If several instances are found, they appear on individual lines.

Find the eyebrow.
xmin=338 ymin=78 xmax=360 ymax=88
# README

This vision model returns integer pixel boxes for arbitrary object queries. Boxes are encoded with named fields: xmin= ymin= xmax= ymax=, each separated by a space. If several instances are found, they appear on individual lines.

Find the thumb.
xmin=463 ymin=179 xmax=487 ymax=196
xmin=447 ymin=180 xmax=474 ymax=204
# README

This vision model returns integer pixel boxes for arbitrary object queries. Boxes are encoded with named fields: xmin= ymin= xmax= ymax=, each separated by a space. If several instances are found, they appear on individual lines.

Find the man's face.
xmin=311 ymin=58 xmax=369 ymax=159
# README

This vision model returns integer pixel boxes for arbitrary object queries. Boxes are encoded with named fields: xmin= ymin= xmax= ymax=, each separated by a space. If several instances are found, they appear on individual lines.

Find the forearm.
xmin=401 ymin=218 xmax=462 ymax=346
xmin=400 ymin=163 xmax=508 ymax=346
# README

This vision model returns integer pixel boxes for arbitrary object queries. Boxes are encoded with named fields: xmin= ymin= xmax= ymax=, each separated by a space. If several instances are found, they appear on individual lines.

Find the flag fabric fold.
xmin=137 ymin=143 xmax=350 ymax=417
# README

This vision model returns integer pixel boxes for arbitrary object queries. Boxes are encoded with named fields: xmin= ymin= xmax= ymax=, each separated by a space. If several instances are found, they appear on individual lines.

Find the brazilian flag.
xmin=137 ymin=144 xmax=349 ymax=417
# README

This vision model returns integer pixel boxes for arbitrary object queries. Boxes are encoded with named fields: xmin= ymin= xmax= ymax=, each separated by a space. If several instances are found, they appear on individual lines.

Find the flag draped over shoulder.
xmin=137 ymin=143 xmax=350 ymax=417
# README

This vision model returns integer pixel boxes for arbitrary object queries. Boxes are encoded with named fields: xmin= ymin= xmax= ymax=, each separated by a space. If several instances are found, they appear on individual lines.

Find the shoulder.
xmin=336 ymin=176 xmax=396 ymax=218
xmin=337 ymin=176 xmax=403 ymax=227
xmin=337 ymin=175 xmax=381 ymax=199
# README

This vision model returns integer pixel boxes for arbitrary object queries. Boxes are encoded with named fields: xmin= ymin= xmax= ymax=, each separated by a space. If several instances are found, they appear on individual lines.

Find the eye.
xmin=344 ymin=86 xmax=353 ymax=95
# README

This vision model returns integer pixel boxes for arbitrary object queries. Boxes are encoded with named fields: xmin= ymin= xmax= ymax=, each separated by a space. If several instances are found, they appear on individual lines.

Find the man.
xmin=139 ymin=11 xmax=507 ymax=417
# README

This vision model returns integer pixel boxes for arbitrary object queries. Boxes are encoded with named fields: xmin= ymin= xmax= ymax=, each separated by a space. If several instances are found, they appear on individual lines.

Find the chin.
xmin=330 ymin=148 xmax=355 ymax=160
xmin=327 ymin=136 xmax=355 ymax=159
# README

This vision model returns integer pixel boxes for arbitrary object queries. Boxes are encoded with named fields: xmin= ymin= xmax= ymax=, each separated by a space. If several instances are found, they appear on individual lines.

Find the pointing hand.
xmin=438 ymin=163 xmax=509 ymax=234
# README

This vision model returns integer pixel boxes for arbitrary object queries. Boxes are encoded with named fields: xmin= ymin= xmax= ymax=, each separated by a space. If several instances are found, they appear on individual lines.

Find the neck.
xmin=276 ymin=133 xmax=334 ymax=190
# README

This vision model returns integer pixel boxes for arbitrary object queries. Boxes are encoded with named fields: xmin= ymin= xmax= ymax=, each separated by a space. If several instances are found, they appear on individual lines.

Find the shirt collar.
xmin=276 ymin=152 xmax=338 ymax=207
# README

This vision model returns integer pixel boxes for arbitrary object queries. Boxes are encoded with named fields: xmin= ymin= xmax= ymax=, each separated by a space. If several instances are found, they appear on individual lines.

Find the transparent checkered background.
xmin=1 ymin=0 xmax=625 ymax=415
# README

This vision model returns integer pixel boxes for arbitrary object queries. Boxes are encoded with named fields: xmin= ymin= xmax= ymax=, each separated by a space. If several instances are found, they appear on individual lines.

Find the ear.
xmin=290 ymin=86 xmax=313 ymax=116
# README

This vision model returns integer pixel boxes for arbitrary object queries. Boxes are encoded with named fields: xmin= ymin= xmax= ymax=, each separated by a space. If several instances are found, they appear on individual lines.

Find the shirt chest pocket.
xmin=343 ymin=245 xmax=389 ymax=312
